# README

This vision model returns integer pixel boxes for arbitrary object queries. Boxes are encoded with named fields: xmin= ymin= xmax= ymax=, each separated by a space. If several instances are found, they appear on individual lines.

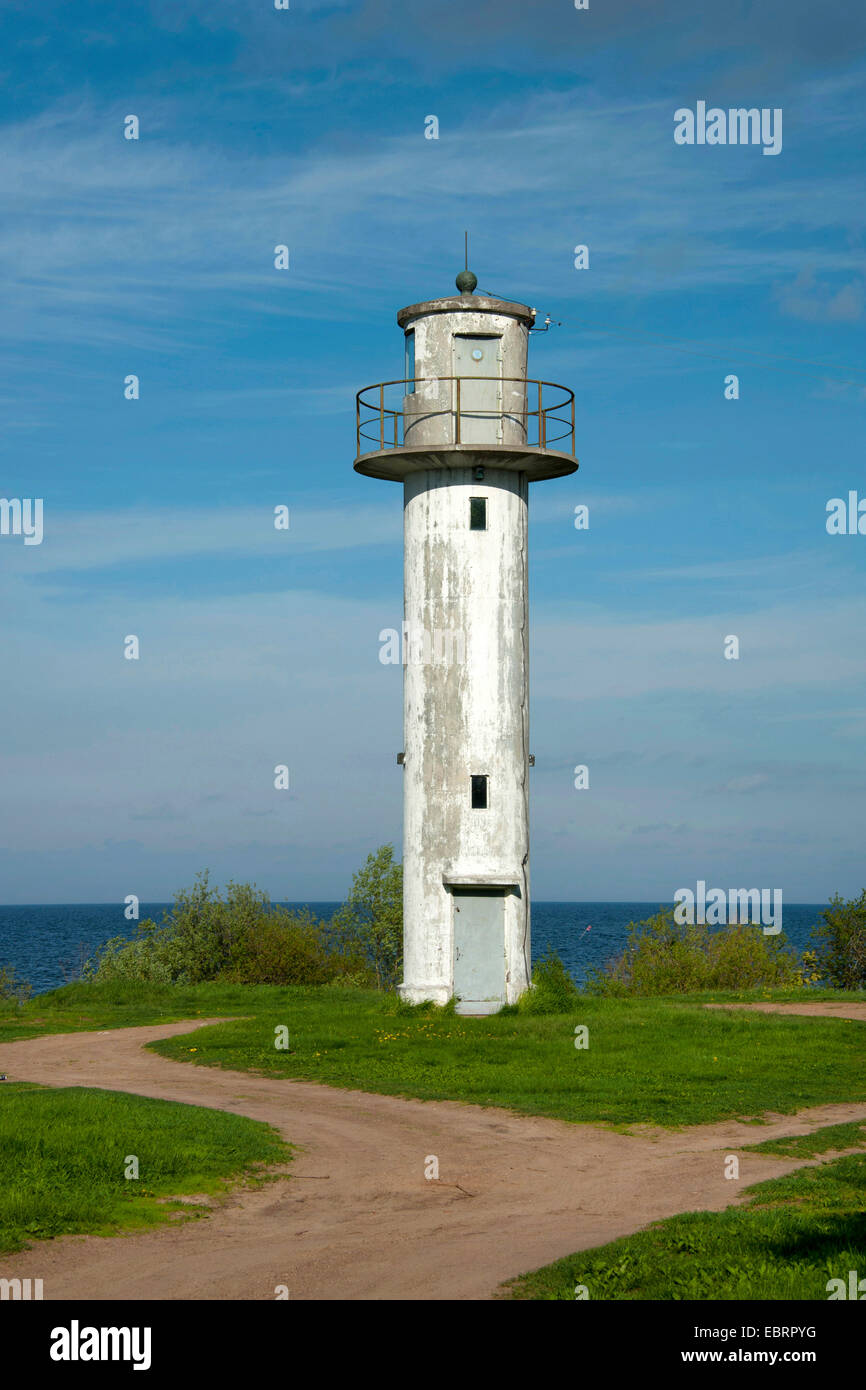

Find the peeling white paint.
xmin=356 ymin=289 xmax=576 ymax=1011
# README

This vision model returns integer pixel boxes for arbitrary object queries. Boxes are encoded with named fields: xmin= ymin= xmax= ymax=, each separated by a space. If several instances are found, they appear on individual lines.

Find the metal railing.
xmin=355 ymin=377 xmax=575 ymax=457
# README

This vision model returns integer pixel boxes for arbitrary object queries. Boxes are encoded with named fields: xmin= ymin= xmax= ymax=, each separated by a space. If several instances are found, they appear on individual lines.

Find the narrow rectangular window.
xmin=471 ymin=775 xmax=488 ymax=809
xmin=469 ymin=497 xmax=487 ymax=530
xmin=405 ymin=330 xmax=415 ymax=393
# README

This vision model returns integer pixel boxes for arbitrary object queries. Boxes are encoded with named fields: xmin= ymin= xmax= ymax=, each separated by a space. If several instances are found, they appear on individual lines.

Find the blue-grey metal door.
xmin=453 ymin=888 xmax=506 ymax=1009
xmin=453 ymin=335 xmax=501 ymax=444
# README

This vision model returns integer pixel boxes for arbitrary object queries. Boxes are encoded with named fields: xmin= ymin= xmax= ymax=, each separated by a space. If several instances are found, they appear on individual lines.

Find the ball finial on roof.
xmin=456 ymin=269 xmax=477 ymax=294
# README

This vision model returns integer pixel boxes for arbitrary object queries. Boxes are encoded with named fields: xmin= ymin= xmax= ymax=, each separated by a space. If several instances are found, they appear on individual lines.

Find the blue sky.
xmin=1 ymin=0 xmax=865 ymax=905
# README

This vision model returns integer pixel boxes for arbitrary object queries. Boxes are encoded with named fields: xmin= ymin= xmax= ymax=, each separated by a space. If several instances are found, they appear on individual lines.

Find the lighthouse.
xmin=355 ymin=270 xmax=577 ymax=1013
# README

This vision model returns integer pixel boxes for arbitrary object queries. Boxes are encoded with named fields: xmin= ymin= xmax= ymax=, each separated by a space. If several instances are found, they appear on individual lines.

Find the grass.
xmin=503 ymin=1127 xmax=866 ymax=1300
xmin=144 ymin=986 xmax=866 ymax=1130
xmin=743 ymin=1119 xmax=866 ymax=1160
xmin=2 ymin=980 xmax=865 ymax=1130
xmin=2 ymin=983 xmax=864 ymax=1270
xmin=149 ymin=989 xmax=866 ymax=1129
xmin=0 ymin=1082 xmax=291 ymax=1254
xmin=5 ymin=979 xmax=864 ymax=1047
xmin=0 ymin=980 xmax=257 ymax=1044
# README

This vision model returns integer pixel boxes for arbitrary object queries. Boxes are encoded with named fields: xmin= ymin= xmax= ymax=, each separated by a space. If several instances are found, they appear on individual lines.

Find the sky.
xmin=0 ymin=0 xmax=865 ymax=905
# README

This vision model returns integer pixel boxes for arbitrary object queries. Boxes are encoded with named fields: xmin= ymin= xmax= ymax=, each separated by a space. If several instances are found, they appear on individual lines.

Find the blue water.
xmin=0 ymin=901 xmax=828 ymax=996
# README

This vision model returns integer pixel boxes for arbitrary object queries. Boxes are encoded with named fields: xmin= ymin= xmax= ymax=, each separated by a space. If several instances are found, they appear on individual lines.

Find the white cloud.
xmin=0 ymin=502 xmax=400 ymax=576
xmin=2 ymin=81 xmax=866 ymax=355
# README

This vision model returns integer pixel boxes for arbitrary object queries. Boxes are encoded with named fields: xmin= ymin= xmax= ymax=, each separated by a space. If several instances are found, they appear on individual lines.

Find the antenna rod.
xmin=464 ymin=230 xmax=468 ymax=271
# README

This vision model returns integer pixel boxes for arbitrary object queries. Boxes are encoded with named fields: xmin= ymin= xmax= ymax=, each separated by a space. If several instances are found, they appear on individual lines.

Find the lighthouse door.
xmin=453 ymin=335 xmax=502 ymax=445
xmin=452 ymin=887 xmax=506 ymax=1013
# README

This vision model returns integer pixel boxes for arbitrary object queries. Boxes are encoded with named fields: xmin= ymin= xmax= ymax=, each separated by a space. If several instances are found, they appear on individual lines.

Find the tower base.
xmin=397 ymin=982 xmax=452 ymax=1007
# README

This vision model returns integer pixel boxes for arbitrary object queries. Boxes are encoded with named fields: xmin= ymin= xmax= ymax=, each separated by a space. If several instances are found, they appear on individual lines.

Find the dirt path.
xmin=704 ymin=1000 xmax=866 ymax=1021
xmin=1 ymin=1004 xmax=864 ymax=1301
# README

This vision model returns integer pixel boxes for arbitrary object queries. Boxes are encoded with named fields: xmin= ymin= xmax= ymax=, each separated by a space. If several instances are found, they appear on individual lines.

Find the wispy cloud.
xmin=777 ymin=269 xmax=864 ymax=323
xmin=0 ymin=503 xmax=400 ymax=578
xmin=3 ymin=73 xmax=866 ymax=355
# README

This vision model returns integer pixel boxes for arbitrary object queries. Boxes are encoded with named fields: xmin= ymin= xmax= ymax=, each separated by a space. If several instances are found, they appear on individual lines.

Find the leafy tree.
xmin=329 ymin=845 xmax=403 ymax=990
xmin=809 ymin=890 xmax=866 ymax=989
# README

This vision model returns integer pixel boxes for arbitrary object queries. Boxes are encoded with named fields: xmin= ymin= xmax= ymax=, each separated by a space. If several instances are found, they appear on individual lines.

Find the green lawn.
xmin=144 ymin=987 xmax=866 ymax=1129
xmin=0 ymin=1082 xmax=291 ymax=1254
xmin=3 ymin=983 xmax=865 ymax=1271
xmin=503 ymin=1123 xmax=866 ymax=1300
xmin=743 ymin=1119 xmax=866 ymax=1160
xmin=0 ymin=979 xmax=258 ymax=1044
xmin=2 ymin=981 xmax=865 ymax=1130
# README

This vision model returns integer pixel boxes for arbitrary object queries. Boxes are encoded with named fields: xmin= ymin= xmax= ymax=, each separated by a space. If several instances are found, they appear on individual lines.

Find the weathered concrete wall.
xmin=402 ymin=304 xmax=530 ymax=449
xmin=401 ymin=464 xmax=531 ymax=1006
xmin=388 ymin=293 xmax=539 ymax=1009
xmin=355 ymin=290 xmax=575 ymax=1007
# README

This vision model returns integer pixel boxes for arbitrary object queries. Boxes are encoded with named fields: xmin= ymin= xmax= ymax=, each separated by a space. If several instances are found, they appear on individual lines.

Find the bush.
xmin=705 ymin=922 xmax=803 ymax=990
xmin=0 ymin=964 xmax=32 ymax=1005
xmin=328 ymin=845 xmax=403 ymax=990
xmin=518 ymin=946 xmax=581 ymax=1014
xmin=84 ymin=930 xmax=175 ymax=985
xmin=225 ymin=907 xmax=374 ymax=987
xmin=223 ymin=909 xmax=332 ymax=985
xmin=809 ymin=891 xmax=866 ymax=989
xmin=585 ymin=908 xmax=802 ymax=996
xmin=86 ymin=867 xmax=369 ymax=989
xmin=84 ymin=868 xmax=383 ymax=988
xmin=84 ymin=872 xmax=244 ymax=985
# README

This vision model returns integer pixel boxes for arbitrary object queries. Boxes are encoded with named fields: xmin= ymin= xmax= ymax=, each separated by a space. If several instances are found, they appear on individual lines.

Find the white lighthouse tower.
xmin=356 ymin=269 xmax=577 ymax=1014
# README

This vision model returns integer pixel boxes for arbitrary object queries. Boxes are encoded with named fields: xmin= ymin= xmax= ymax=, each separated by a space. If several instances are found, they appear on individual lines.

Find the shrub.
xmin=84 ymin=930 xmax=175 ymax=985
xmin=223 ymin=909 xmax=332 ymax=985
xmin=585 ymin=908 xmax=802 ymax=996
xmin=84 ymin=871 xmax=243 ymax=985
xmin=224 ymin=907 xmax=375 ymax=987
xmin=328 ymin=845 xmax=403 ymax=990
xmin=518 ymin=946 xmax=581 ymax=1014
xmin=809 ymin=891 xmax=866 ymax=989
xmin=84 ymin=867 xmax=383 ymax=988
xmin=0 ymin=964 xmax=32 ymax=1005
